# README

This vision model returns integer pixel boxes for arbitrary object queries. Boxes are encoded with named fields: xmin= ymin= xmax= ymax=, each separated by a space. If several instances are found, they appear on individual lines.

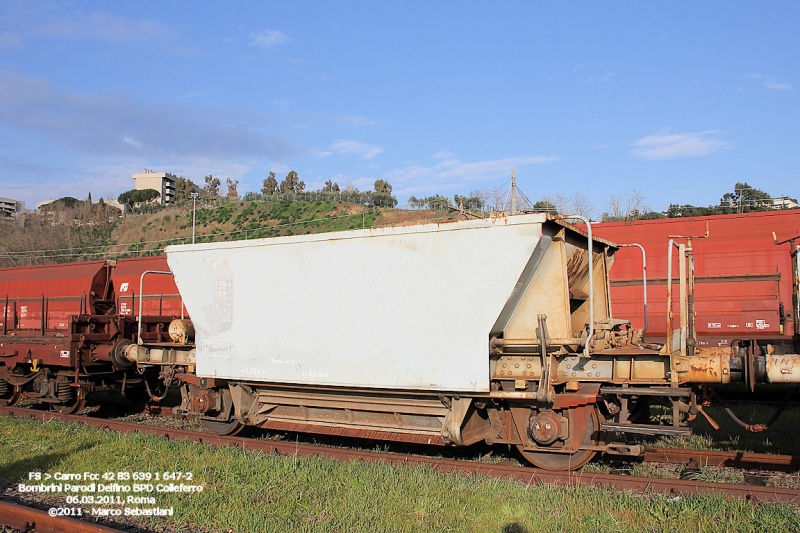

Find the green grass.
xmin=1 ymin=416 xmax=799 ymax=532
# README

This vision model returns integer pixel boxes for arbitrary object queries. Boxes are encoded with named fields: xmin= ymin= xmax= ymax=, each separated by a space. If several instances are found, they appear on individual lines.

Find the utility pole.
xmin=510 ymin=169 xmax=517 ymax=216
xmin=189 ymin=192 xmax=200 ymax=244
xmin=736 ymin=187 xmax=743 ymax=214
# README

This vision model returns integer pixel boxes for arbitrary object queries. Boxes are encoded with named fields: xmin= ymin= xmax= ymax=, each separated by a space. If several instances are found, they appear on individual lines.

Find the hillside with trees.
xmin=2 ymin=175 xmax=794 ymax=269
xmin=0 ymin=173 xmax=417 ymax=268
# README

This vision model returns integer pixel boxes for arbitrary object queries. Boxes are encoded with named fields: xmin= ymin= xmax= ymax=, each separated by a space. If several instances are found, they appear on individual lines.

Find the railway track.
xmin=643 ymin=447 xmax=800 ymax=471
xmin=87 ymin=400 xmax=800 ymax=472
xmin=0 ymin=499 xmax=125 ymax=533
xmin=2 ymin=405 xmax=799 ymax=505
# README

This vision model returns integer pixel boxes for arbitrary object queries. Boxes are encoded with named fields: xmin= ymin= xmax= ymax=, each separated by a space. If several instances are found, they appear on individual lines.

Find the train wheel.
xmin=200 ymin=418 xmax=245 ymax=436
xmin=517 ymin=405 xmax=600 ymax=471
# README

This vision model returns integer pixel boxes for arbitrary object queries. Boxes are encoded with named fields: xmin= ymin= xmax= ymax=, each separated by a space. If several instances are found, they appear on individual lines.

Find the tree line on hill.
xmin=115 ymin=171 xmax=399 ymax=208
xmin=592 ymin=182 xmax=795 ymax=221
xmin=404 ymin=182 xmax=796 ymax=222
xmin=115 ymin=166 xmax=794 ymax=222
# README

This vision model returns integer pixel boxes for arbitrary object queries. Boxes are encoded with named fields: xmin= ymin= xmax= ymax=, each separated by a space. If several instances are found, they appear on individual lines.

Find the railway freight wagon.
xmin=0 ymin=256 xmax=184 ymax=412
xmin=593 ymin=210 xmax=800 ymax=353
xmin=112 ymin=256 xmax=187 ymax=319
xmin=118 ymin=214 xmax=800 ymax=470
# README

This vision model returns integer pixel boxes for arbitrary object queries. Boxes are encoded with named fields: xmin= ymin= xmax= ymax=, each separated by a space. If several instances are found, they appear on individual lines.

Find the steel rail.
xmin=2 ymin=406 xmax=800 ymax=505
xmin=80 ymin=401 xmax=800 ymax=472
xmin=0 ymin=499 xmax=125 ymax=533
xmin=644 ymin=447 xmax=800 ymax=471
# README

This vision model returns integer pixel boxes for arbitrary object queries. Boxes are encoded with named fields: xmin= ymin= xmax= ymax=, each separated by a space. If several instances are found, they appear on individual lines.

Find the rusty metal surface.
xmin=645 ymin=447 xmax=800 ymax=472
xmin=259 ymin=418 xmax=446 ymax=446
xmin=3 ymin=406 xmax=800 ymax=504
xmin=673 ymin=354 xmax=731 ymax=384
xmin=0 ymin=499 xmax=124 ymax=533
xmin=766 ymin=354 xmax=800 ymax=383
xmin=594 ymin=210 xmax=800 ymax=344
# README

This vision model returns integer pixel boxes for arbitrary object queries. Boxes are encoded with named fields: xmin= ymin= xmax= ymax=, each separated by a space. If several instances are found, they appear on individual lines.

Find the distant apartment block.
xmin=773 ymin=196 xmax=799 ymax=210
xmin=0 ymin=196 xmax=25 ymax=216
xmin=132 ymin=169 xmax=177 ymax=204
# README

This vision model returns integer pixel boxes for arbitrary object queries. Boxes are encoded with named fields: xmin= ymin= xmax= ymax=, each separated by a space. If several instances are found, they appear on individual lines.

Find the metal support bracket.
xmin=441 ymin=397 xmax=472 ymax=446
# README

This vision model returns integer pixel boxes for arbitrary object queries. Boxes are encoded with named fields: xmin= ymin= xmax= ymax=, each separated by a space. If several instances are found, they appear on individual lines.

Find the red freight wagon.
xmin=112 ymin=256 xmax=185 ymax=318
xmin=594 ymin=210 xmax=800 ymax=348
xmin=0 ymin=261 xmax=112 ymax=332
xmin=0 ymin=257 xmax=183 ymax=412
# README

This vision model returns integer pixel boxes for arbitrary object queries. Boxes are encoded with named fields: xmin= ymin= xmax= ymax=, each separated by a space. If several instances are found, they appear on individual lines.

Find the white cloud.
xmin=77 ymin=157 xmax=254 ymax=202
xmin=333 ymin=114 xmax=380 ymax=127
xmin=764 ymin=80 xmax=793 ymax=90
xmin=744 ymin=74 xmax=793 ymax=91
xmin=384 ymin=154 xmax=557 ymax=196
xmin=250 ymin=29 xmax=291 ymax=50
xmin=304 ymin=154 xmax=557 ymax=202
xmin=330 ymin=139 xmax=384 ymax=159
xmin=631 ymin=130 xmax=729 ymax=160
xmin=599 ymin=71 xmax=615 ymax=82
xmin=0 ymin=69 xmax=306 ymax=206
xmin=268 ymin=164 xmax=291 ymax=176
xmin=32 ymin=12 xmax=170 ymax=42
xmin=0 ymin=2 xmax=172 ymax=45
xmin=0 ymin=69 xmax=301 ymax=161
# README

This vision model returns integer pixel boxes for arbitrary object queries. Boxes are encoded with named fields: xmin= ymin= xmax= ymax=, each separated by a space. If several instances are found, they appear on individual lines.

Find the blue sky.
xmin=0 ymin=1 xmax=798 ymax=215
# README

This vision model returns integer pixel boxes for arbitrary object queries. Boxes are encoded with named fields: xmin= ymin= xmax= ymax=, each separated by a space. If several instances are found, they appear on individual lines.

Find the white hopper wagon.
xmin=167 ymin=214 xmax=596 ymax=391
xmin=162 ymin=213 xmax=625 ymax=469
xmin=120 ymin=213 xmax=800 ymax=469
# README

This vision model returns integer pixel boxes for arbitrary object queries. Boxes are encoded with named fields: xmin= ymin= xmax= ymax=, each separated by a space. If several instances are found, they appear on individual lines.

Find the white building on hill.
xmin=132 ymin=169 xmax=177 ymax=204
xmin=0 ymin=196 xmax=25 ymax=216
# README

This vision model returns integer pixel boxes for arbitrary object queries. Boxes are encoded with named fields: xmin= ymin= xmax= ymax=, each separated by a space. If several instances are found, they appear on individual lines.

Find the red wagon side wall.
xmin=112 ymin=256 xmax=184 ymax=318
xmin=0 ymin=261 xmax=109 ymax=331
xmin=594 ymin=210 xmax=800 ymax=347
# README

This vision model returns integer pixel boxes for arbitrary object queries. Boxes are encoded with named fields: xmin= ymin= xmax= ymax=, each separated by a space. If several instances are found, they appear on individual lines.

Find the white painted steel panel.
xmin=166 ymin=214 xmax=547 ymax=391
